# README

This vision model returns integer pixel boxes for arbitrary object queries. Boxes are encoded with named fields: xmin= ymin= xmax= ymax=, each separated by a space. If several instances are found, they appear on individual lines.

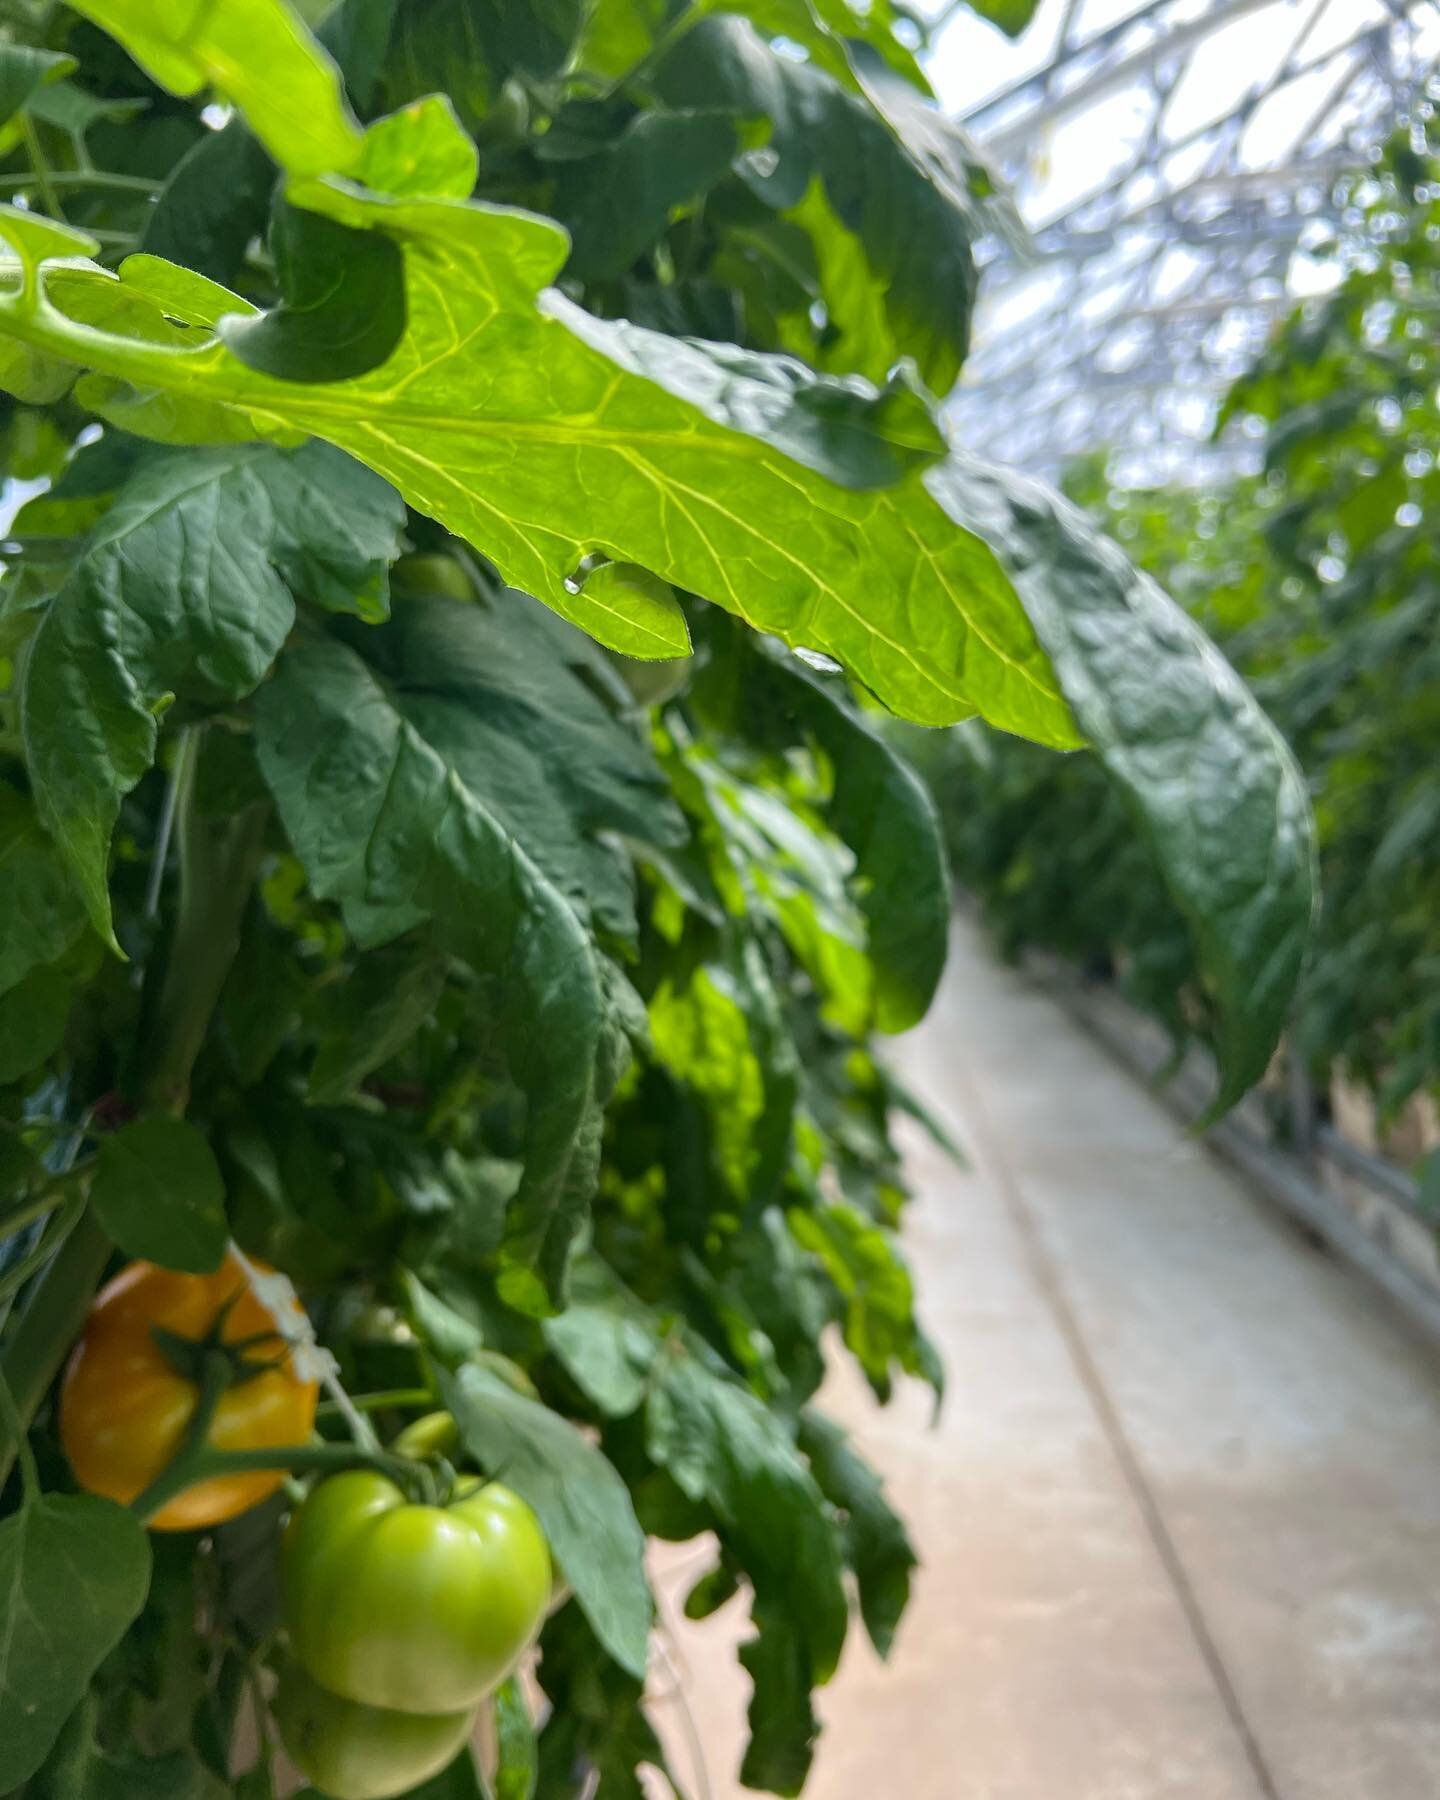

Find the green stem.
xmin=0 ymin=1192 xmax=86 ymax=1309
xmin=0 ymin=1367 xmax=38 ymax=1502
xmin=133 ymin=1441 xmax=428 ymax=1525
xmin=19 ymin=116 xmax=65 ymax=222
xmin=316 ymin=1387 xmax=435 ymax=1420
xmin=128 ymin=1347 xmax=232 ymax=1519
xmin=602 ymin=0 xmax=709 ymax=97
xmin=0 ymin=170 xmax=159 ymax=194
xmin=0 ymin=1210 xmax=110 ymax=1491
xmin=0 ymin=1189 xmax=66 ymax=1242
xmin=142 ymin=734 xmax=269 ymax=1115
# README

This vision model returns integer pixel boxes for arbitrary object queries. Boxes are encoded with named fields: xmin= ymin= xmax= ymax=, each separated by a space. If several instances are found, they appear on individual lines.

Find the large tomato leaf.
xmin=0 ymin=110 xmax=1074 ymax=739
xmin=254 ymin=635 xmax=606 ymax=1307
xmin=439 ymin=1362 xmax=652 ymax=1681
xmin=0 ymin=1493 xmax=153 ymax=1790
xmin=363 ymin=587 xmax=687 ymax=947
xmin=930 ymin=456 xmax=1318 ymax=1108
xmin=20 ymin=441 xmax=404 ymax=945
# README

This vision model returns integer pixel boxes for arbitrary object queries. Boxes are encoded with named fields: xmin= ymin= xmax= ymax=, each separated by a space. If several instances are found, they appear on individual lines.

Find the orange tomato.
xmin=60 ymin=1250 xmax=319 ymax=1531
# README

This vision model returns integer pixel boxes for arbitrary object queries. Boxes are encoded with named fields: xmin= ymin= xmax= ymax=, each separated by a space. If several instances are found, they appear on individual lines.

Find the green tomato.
xmin=274 ymin=1659 xmax=475 ymax=1800
xmin=283 ymin=1470 xmax=551 ymax=1714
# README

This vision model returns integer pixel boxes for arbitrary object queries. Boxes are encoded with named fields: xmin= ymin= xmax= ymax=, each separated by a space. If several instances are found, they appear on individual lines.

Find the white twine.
xmin=227 ymin=1239 xmax=373 ymax=1446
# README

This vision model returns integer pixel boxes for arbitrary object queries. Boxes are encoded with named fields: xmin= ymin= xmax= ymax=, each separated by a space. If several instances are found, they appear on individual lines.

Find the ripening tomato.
xmin=283 ymin=1468 xmax=551 ymax=1714
xmin=59 ymin=1251 xmax=319 ymax=1531
xmin=273 ymin=1659 xmax=476 ymax=1800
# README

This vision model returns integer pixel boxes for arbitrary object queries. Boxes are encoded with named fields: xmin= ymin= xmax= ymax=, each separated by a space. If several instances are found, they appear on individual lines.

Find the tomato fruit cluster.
xmin=278 ymin=1461 xmax=552 ymax=1797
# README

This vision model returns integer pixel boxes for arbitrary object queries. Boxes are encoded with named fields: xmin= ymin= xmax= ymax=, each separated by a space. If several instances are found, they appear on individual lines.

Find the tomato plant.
xmin=0 ymin=1 xmax=1312 ymax=1796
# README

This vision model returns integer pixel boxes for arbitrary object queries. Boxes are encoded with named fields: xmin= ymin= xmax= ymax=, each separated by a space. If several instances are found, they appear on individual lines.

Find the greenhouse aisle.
xmin=648 ymin=917 xmax=1440 ymax=1800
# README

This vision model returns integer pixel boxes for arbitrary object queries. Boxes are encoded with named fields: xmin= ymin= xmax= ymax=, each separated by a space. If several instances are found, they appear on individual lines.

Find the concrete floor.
xmin=648 ymin=917 xmax=1440 ymax=1800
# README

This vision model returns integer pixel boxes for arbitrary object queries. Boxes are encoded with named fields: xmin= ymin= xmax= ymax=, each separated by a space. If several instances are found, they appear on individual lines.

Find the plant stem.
xmin=0 ymin=170 xmax=159 ymax=193
xmin=133 ymin=1440 xmax=427 ymax=1524
xmin=128 ymin=1347 xmax=232 ymax=1519
xmin=144 ymin=724 xmax=190 ymax=918
xmin=142 ymin=735 xmax=269 ymax=1116
xmin=0 ymin=1192 xmax=86 ymax=1309
xmin=0 ymin=1189 xmax=66 ymax=1242
xmin=19 ymin=116 xmax=65 ymax=221
xmin=0 ymin=1209 xmax=109 ymax=1491
xmin=603 ymin=0 xmax=708 ymax=98
xmin=316 ymin=1387 xmax=435 ymax=1420
xmin=0 ymin=1367 xmax=39 ymax=1502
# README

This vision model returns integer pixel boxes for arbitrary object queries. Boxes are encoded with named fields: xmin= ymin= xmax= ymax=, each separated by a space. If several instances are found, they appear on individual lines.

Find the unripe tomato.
xmin=283 ymin=1469 xmax=551 ymax=1714
xmin=59 ymin=1252 xmax=319 ymax=1531
xmin=273 ymin=1659 xmax=476 ymax=1800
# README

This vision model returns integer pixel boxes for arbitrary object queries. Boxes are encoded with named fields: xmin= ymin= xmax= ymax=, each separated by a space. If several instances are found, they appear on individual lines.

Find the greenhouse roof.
xmin=936 ymin=0 xmax=1440 ymax=484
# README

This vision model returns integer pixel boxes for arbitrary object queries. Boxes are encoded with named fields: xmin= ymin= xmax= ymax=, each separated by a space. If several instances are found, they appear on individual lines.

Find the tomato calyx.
xmin=148 ymin=1283 xmax=289 ymax=1391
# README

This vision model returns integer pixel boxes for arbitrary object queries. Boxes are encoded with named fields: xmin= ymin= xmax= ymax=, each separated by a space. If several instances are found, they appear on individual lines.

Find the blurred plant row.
xmin=917 ymin=117 xmax=1440 ymax=1160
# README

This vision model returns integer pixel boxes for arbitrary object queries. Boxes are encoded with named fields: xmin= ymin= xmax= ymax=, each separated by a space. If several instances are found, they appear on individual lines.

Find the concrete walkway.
xmin=649 ymin=917 xmax=1440 ymax=1799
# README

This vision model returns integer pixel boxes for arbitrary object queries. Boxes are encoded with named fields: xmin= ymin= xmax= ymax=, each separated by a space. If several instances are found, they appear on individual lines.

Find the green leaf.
xmin=476 ymin=0 xmax=592 ymax=79
xmin=798 ymin=1409 xmax=915 ymax=1658
xmin=68 ymin=0 xmax=362 ymax=177
xmin=532 ymin=1602 xmax=678 ymax=1800
xmin=439 ymin=1361 xmax=653 ymax=1680
xmin=786 ymin=177 xmax=899 ymax=387
xmin=568 ymin=562 xmax=690 ymax=661
xmin=971 ymin=0 xmax=1042 ymax=36
xmin=0 ymin=135 xmax=1074 ymax=737
xmin=20 ymin=442 xmax=405 ymax=946
xmin=307 ymin=941 xmax=448 ymax=1103
xmin=493 ymin=1678 xmax=538 ymax=1800
xmin=655 ymin=16 xmax=983 ymax=397
xmin=700 ymin=630 xmax=950 ymax=1031
xmin=92 ymin=1117 xmax=227 ymax=1272
xmin=788 ymin=1199 xmax=922 ymax=1398
xmin=929 ymin=456 xmax=1317 ymax=1109
xmin=0 ymin=785 xmax=89 ymax=1000
xmin=0 ymin=45 xmax=76 ymax=130
xmin=256 ymin=634 xmax=606 ymax=1303
xmin=648 ymin=963 xmax=768 ymax=1200
xmin=0 ymin=962 xmax=72 ymax=1083
xmin=253 ymin=604 xmax=662 ymax=1296
xmin=220 ymin=199 xmax=406 ymax=382
xmin=140 ymin=119 xmax=275 ymax=287
xmin=738 ymin=1604 xmax=818 ymax=1797
xmin=541 ymin=1255 xmax=659 ymax=1419
xmin=644 ymin=1340 xmax=848 ymax=1686
xmin=0 ymin=1493 xmax=153 ymax=1790
xmin=359 ymin=589 xmax=687 ymax=944
xmin=401 ymin=1268 xmax=484 ymax=1367
xmin=549 ymin=109 xmax=740 ymax=283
